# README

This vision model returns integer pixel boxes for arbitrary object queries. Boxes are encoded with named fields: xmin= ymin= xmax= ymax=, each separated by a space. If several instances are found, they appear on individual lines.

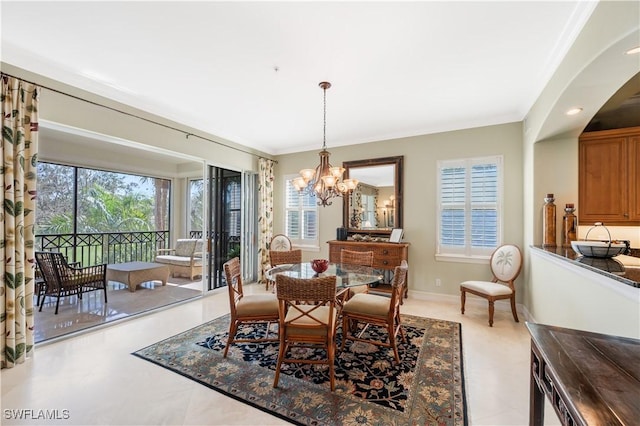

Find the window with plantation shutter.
xmin=285 ymin=175 xmax=319 ymax=248
xmin=437 ymin=156 xmax=502 ymax=262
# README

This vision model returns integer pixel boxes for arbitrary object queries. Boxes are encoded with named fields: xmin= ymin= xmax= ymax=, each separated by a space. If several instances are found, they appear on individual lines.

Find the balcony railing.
xmin=36 ymin=230 xmax=242 ymax=268
xmin=36 ymin=231 xmax=170 ymax=267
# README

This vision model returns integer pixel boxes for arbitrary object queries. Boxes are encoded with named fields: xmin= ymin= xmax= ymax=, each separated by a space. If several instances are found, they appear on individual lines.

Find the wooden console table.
xmin=527 ymin=322 xmax=640 ymax=426
xmin=327 ymin=240 xmax=409 ymax=297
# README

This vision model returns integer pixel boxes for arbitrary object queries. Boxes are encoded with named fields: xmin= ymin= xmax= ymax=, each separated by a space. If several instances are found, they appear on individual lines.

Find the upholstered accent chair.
xmin=222 ymin=257 xmax=279 ymax=357
xmin=270 ymin=234 xmax=292 ymax=251
xmin=340 ymin=260 xmax=408 ymax=363
xmin=273 ymin=274 xmax=338 ymax=391
xmin=460 ymin=244 xmax=522 ymax=327
xmin=155 ymin=238 xmax=204 ymax=280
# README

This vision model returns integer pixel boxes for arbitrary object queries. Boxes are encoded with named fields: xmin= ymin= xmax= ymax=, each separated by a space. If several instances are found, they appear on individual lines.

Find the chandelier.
xmin=292 ymin=81 xmax=358 ymax=206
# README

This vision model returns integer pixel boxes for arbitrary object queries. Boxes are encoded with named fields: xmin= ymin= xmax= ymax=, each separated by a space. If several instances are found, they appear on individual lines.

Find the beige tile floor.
xmin=34 ymin=280 xmax=202 ymax=342
xmin=1 ymin=284 xmax=560 ymax=426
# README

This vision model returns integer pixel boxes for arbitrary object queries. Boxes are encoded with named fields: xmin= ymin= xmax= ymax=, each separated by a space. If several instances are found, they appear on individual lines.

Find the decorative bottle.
xmin=562 ymin=203 xmax=577 ymax=247
xmin=542 ymin=194 xmax=556 ymax=247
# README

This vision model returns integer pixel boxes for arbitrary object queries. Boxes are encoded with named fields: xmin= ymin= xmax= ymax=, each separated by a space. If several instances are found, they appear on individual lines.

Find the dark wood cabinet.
xmin=579 ymin=127 xmax=640 ymax=225
xmin=327 ymin=240 xmax=409 ymax=297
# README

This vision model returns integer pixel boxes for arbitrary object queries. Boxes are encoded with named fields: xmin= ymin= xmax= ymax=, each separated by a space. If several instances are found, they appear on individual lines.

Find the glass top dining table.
xmin=266 ymin=262 xmax=383 ymax=289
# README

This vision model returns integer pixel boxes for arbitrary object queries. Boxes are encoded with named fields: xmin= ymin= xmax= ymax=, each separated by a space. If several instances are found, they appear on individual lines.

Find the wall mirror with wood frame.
xmin=342 ymin=156 xmax=403 ymax=236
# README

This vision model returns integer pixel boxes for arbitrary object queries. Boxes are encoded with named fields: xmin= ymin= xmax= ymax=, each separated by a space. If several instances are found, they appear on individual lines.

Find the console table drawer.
xmin=370 ymin=245 xmax=404 ymax=268
xmin=328 ymin=240 xmax=409 ymax=269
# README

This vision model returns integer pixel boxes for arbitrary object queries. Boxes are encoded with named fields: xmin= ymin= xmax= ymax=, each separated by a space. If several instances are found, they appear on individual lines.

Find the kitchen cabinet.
xmin=328 ymin=240 xmax=409 ymax=298
xmin=579 ymin=126 xmax=640 ymax=225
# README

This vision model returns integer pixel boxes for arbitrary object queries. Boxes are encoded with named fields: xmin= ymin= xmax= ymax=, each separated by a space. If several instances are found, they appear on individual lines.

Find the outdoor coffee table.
xmin=106 ymin=262 xmax=170 ymax=292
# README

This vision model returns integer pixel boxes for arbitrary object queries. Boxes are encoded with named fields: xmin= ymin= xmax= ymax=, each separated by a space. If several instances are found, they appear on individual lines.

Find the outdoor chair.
xmin=340 ymin=249 xmax=374 ymax=298
xmin=460 ymin=244 xmax=522 ymax=327
xmin=155 ymin=238 xmax=204 ymax=280
xmin=340 ymin=260 xmax=408 ymax=363
xmin=35 ymin=251 xmax=108 ymax=315
xmin=222 ymin=257 xmax=279 ymax=357
xmin=274 ymin=274 xmax=338 ymax=391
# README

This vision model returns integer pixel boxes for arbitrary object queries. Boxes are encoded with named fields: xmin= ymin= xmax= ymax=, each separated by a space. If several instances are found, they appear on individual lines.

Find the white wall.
xmin=530 ymin=249 xmax=639 ymax=339
xmin=533 ymin=137 xmax=579 ymax=247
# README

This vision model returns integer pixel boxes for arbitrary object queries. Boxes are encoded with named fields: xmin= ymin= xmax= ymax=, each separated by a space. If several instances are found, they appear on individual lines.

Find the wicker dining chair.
xmin=340 ymin=249 xmax=374 ymax=298
xmin=273 ymin=274 xmax=338 ymax=391
xmin=222 ymin=257 xmax=279 ymax=357
xmin=267 ymin=249 xmax=302 ymax=291
xmin=35 ymin=251 xmax=107 ymax=315
xmin=340 ymin=260 xmax=408 ymax=363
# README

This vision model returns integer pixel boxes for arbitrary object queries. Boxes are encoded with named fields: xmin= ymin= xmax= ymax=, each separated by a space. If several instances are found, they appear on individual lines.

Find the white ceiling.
xmin=1 ymin=1 xmax=597 ymax=156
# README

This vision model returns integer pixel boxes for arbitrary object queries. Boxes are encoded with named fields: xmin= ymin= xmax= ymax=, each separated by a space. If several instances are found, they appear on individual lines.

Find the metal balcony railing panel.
xmin=36 ymin=231 xmax=170 ymax=267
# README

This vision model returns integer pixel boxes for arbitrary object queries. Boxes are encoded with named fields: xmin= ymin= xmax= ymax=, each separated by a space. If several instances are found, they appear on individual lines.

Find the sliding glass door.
xmin=190 ymin=166 xmax=257 ymax=290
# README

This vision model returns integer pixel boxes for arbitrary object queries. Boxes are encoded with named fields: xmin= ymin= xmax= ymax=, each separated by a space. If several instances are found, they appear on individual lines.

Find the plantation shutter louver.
xmin=285 ymin=177 xmax=319 ymax=247
xmin=437 ymin=156 xmax=502 ymax=259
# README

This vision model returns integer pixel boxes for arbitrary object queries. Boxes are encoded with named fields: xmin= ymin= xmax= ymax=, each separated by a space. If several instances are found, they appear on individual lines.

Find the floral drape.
xmin=1 ymin=75 xmax=39 ymax=369
xmin=257 ymin=158 xmax=275 ymax=284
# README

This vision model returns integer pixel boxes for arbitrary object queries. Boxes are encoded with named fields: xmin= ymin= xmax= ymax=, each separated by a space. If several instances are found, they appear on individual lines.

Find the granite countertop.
xmin=532 ymin=246 xmax=640 ymax=288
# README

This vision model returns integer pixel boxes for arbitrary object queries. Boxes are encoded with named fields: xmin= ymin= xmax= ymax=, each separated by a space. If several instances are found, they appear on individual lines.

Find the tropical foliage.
xmin=36 ymin=162 xmax=169 ymax=235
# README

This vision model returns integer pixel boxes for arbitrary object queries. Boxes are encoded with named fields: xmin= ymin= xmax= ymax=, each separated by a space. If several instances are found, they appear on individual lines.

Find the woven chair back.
xmin=389 ymin=260 xmax=409 ymax=312
xmin=340 ymin=249 xmax=374 ymax=267
xmin=223 ymin=257 xmax=244 ymax=316
xmin=275 ymin=274 xmax=336 ymax=303
xmin=269 ymin=249 xmax=302 ymax=267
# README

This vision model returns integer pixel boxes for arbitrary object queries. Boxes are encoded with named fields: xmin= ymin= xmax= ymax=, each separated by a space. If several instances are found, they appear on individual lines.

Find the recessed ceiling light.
xmin=626 ymin=46 xmax=640 ymax=55
xmin=566 ymin=108 xmax=583 ymax=116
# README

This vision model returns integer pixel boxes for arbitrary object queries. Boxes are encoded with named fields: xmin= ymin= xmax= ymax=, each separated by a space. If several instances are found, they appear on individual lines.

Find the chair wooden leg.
xmin=460 ymin=289 xmax=466 ymax=314
xmin=488 ymin=300 xmax=495 ymax=327
xmin=223 ymin=320 xmax=239 ymax=358
xmin=328 ymin=339 xmax=336 ymax=391
xmin=510 ymin=296 xmax=519 ymax=322
xmin=396 ymin=314 xmax=406 ymax=343
xmin=389 ymin=323 xmax=400 ymax=363
xmin=273 ymin=338 xmax=287 ymax=388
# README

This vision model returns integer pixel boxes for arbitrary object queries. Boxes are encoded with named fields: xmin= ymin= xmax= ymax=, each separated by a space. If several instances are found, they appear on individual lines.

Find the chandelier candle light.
xmin=292 ymin=82 xmax=358 ymax=206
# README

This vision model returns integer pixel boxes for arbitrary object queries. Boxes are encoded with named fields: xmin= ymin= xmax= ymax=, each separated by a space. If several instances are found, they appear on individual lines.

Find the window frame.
xmin=284 ymin=174 xmax=320 ymax=250
xmin=436 ymin=155 xmax=503 ymax=263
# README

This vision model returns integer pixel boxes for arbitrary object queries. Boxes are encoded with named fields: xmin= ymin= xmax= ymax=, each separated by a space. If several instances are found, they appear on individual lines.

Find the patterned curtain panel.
xmin=257 ymin=158 xmax=275 ymax=284
xmin=0 ymin=75 xmax=39 ymax=369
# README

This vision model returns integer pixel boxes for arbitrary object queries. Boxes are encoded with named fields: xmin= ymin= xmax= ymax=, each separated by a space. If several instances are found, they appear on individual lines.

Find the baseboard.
xmin=406 ymin=289 xmax=533 ymax=321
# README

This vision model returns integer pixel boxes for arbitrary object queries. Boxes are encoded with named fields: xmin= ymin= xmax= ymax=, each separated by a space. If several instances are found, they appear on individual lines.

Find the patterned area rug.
xmin=133 ymin=314 xmax=467 ymax=425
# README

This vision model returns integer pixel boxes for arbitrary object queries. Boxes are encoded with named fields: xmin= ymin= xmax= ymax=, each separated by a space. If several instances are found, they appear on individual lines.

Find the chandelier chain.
xmin=322 ymin=85 xmax=327 ymax=150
